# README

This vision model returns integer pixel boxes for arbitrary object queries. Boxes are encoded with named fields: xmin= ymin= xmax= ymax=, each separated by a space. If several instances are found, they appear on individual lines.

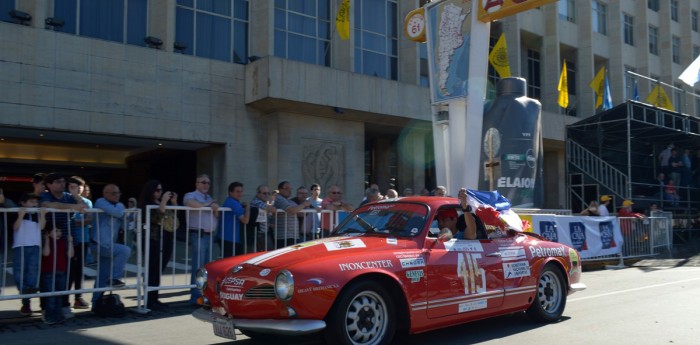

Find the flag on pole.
xmin=336 ymin=0 xmax=350 ymax=40
xmin=488 ymin=33 xmax=511 ymax=78
xmin=557 ymin=60 xmax=569 ymax=108
xmin=603 ymin=76 xmax=613 ymax=110
xmin=589 ymin=67 xmax=606 ymax=109
xmin=679 ymin=54 xmax=700 ymax=86
xmin=646 ymin=84 xmax=675 ymax=111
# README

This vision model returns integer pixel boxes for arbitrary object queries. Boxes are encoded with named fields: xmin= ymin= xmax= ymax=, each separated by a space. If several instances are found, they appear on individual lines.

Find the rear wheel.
xmin=324 ymin=280 xmax=395 ymax=345
xmin=527 ymin=264 xmax=567 ymax=322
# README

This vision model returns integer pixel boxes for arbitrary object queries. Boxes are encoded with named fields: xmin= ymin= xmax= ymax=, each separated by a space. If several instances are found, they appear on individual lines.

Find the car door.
xmin=425 ymin=235 xmax=504 ymax=319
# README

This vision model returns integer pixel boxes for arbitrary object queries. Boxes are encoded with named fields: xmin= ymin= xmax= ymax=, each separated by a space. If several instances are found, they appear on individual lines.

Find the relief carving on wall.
xmin=302 ymin=139 xmax=344 ymax=190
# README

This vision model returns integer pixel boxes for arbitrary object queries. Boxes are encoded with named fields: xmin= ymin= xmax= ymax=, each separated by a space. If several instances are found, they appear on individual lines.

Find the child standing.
xmin=12 ymin=193 xmax=46 ymax=316
xmin=41 ymin=223 xmax=74 ymax=325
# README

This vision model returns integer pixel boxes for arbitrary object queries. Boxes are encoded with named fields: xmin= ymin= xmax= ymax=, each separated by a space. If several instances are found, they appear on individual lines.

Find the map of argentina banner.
xmin=531 ymin=215 xmax=624 ymax=259
xmin=425 ymin=0 xmax=472 ymax=105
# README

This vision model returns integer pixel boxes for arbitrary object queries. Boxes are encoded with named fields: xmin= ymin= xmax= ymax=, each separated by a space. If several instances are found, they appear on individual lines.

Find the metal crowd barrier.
xmin=584 ymin=216 xmax=672 ymax=267
xmin=0 ymin=208 xmax=143 ymax=309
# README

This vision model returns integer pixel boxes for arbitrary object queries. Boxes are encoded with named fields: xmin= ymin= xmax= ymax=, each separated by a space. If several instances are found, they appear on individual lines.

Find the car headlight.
xmin=274 ymin=270 xmax=294 ymax=301
xmin=195 ymin=267 xmax=208 ymax=291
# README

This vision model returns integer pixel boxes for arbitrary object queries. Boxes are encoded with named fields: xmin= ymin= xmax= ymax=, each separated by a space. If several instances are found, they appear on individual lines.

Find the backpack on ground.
xmin=93 ymin=293 xmax=127 ymax=317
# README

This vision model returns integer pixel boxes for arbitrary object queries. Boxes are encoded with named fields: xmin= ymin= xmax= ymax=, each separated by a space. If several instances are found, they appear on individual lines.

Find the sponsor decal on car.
xmin=458 ymin=299 xmax=487 ymax=313
xmin=458 ymin=253 xmax=486 ymax=295
xmin=444 ymin=240 xmax=484 ymax=252
xmin=259 ymin=269 xmax=271 ymax=277
xmin=220 ymin=292 xmax=243 ymax=301
xmin=387 ymin=238 xmax=398 ymax=245
xmin=324 ymin=238 xmax=366 ymax=251
xmin=400 ymin=257 xmax=426 ymax=268
xmin=394 ymin=251 xmax=421 ymax=259
xmin=529 ymin=246 xmax=567 ymax=258
xmin=221 ymin=277 xmax=245 ymax=287
xmin=406 ymin=269 xmax=424 ymax=283
xmin=297 ymin=284 xmax=340 ymax=293
xmin=339 ymin=260 xmax=394 ymax=271
xmin=499 ymin=246 xmax=526 ymax=261
xmin=503 ymin=261 xmax=531 ymax=279
xmin=367 ymin=204 xmax=395 ymax=211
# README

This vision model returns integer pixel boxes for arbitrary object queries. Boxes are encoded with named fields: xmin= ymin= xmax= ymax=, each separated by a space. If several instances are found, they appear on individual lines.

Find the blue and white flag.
xmin=679 ymin=54 xmax=700 ymax=86
xmin=602 ymin=76 xmax=613 ymax=110
xmin=633 ymin=80 xmax=639 ymax=101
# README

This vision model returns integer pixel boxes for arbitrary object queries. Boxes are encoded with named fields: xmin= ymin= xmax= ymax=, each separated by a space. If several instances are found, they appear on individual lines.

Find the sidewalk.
xmin=631 ymin=236 xmax=700 ymax=268
xmin=0 ymin=274 xmax=195 ymax=331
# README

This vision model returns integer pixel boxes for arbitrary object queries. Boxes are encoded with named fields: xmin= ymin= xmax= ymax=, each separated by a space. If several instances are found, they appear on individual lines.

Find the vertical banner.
xmin=531 ymin=215 xmax=624 ymax=259
xmin=425 ymin=0 xmax=473 ymax=105
xmin=479 ymin=78 xmax=543 ymax=207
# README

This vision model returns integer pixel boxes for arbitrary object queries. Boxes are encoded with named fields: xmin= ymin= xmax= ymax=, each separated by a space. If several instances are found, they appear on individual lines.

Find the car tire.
xmin=527 ymin=263 xmax=567 ymax=322
xmin=324 ymin=280 xmax=395 ymax=345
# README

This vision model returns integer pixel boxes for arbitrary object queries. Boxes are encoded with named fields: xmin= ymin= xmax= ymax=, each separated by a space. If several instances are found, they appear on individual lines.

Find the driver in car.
xmin=436 ymin=189 xmax=478 ymax=240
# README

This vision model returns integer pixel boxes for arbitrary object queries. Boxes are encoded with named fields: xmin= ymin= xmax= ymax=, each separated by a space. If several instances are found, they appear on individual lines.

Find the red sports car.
xmin=192 ymin=196 xmax=586 ymax=345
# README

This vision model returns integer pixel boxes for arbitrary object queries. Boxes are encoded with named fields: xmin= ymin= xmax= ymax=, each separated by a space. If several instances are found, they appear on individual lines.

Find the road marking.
xmin=570 ymin=276 xmax=700 ymax=302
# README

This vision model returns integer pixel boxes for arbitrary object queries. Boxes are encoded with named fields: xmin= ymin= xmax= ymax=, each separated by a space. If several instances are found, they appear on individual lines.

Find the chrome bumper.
xmin=570 ymin=282 xmax=587 ymax=293
xmin=192 ymin=308 xmax=326 ymax=336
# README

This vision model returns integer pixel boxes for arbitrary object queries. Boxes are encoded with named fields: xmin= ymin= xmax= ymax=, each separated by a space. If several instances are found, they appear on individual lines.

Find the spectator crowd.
xmin=0 ymin=171 xmax=451 ymax=324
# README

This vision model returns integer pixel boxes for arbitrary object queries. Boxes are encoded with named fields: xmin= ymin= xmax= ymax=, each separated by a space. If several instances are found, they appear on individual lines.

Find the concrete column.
xmin=576 ymin=0 xmax=594 ymax=117
xmin=502 ymin=16 xmax=520 ymax=77
xmin=149 ymin=0 xmax=173 ymax=52
xmin=249 ymin=0 xmax=272 ymax=58
xmin=542 ymin=4 xmax=560 ymax=114
xmin=608 ymin=1 xmax=624 ymax=106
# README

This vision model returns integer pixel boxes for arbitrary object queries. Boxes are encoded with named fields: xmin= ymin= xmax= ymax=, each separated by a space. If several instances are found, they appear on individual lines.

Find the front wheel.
xmin=324 ymin=280 xmax=395 ymax=345
xmin=527 ymin=264 xmax=567 ymax=322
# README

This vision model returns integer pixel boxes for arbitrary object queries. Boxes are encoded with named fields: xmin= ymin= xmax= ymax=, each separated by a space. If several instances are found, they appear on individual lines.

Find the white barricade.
xmin=0 ymin=207 xmax=143 ymax=312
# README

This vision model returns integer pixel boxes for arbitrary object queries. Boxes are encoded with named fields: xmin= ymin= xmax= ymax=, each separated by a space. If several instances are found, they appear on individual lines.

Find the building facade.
xmin=0 ymin=0 xmax=698 ymax=208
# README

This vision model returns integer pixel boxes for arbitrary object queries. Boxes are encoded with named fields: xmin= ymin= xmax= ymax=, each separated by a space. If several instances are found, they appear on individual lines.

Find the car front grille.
xmin=244 ymin=285 xmax=276 ymax=299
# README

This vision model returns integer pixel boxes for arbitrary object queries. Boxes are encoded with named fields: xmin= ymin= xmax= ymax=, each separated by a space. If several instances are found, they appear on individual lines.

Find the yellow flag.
xmin=336 ymin=0 xmax=350 ymax=40
xmin=488 ymin=33 xmax=511 ymax=78
xmin=558 ymin=60 xmax=569 ymax=108
xmin=646 ymin=84 xmax=675 ymax=111
xmin=589 ymin=67 xmax=605 ymax=108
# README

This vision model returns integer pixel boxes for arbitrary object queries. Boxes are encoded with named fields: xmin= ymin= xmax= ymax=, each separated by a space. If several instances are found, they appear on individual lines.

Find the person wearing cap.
xmin=618 ymin=200 xmax=645 ymax=218
xmin=598 ymin=195 xmax=612 ymax=216
xmin=436 ymin=189 xmax=478 ymax=240
xmin=618 ymin=200 xmax=645 ymax=238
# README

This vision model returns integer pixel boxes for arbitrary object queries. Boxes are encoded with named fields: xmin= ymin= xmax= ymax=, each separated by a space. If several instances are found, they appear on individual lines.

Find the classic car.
xmin=192 ymin=196 xmax=586 ymax=345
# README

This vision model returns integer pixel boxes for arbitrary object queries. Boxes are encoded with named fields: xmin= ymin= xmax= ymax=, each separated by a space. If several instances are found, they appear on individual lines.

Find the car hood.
xmin=240 ymin=235 xmax=414 ymax=269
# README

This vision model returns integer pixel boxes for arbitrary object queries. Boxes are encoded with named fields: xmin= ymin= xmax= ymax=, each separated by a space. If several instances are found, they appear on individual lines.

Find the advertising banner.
xmin=531 ymin=215 xmax=624 ymax=259
xmin=425 ymin=0 xmax=472 ymax=104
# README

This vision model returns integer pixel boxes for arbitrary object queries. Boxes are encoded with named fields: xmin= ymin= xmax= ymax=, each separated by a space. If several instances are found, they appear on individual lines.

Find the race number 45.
xmin=457 ymin=253 xmax=485 ymax=295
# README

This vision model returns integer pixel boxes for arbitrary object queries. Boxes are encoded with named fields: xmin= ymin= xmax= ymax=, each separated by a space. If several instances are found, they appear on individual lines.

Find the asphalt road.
xmin=2 ymin=259 xmax=699 ymax=345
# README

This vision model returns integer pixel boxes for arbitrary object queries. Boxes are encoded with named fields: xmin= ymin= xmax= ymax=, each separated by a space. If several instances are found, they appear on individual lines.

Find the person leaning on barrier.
xmin=183 ymin=174 xmax=219 ymax=305
xmin=218 ymin=181 xmax=250 ymax=257
xmin=65 ymin=176 xmax=93 ymax=310
xmin=139 ymin=179 xmax=178 ymax=311
xmin=91 ymin=184 xmax=131 ymax=312
xmin=12 ymin=193 xmax=46 ymax=317
xmin=598 ymin=195 xmax=612 ymax=216
xmin=273 ymin=181 xmax=311 ymax=248
xmin=249 ymin=185 xmax=277 ymax=252
xmin=40 ymin=222 xmax=74 ymax=325
xmin=580 ymin=200 xmax=600 ymax=216
xmin=40 ymin=172 xmax=87 ymax=320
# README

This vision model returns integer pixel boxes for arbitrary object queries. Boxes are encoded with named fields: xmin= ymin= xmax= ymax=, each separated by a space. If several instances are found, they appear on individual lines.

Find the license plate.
xmin=213 ymin=319 xmax=237 ymax=340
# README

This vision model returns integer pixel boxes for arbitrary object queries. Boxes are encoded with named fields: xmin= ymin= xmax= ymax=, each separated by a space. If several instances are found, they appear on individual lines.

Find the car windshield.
xmin=334 ymin=202 xmax=429 ymax=237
